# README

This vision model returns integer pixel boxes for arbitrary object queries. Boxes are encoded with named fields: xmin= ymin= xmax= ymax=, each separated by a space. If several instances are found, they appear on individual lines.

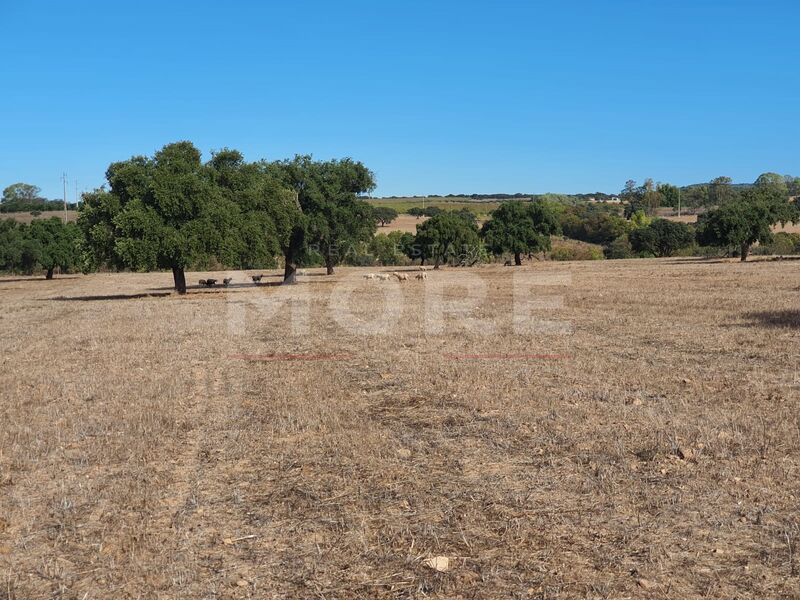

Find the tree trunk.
xmin=325 ymin=255 xmax=335 ymax=276
xmin=514 ymin=252 xmax=522 ymax=266
xmin=46 ymin=268 xmax=54 ymax=280
xmin=434 ymin=257 xmax=441 ymax=270
xmin=283 ymin=254 xmax=297 ymax=284
xmin=740 ymin=243 xmax=750 ymax=262
xmin=172 ymin=267 xmax=187 ymax=294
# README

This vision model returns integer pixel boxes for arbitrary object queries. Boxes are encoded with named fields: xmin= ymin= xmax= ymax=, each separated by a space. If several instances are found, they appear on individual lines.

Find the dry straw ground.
xmin=0 ymin=258 xmax=799 ymax=598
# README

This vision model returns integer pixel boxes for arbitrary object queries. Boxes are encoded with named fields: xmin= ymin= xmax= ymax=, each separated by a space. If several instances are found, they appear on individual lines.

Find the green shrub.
xmin=550 ymin=241 xmax=604 ymax=261
xmin=767 ymin=232 xmax=799 ymax=255
xmin=604 ymin=234 xmax=633 ymax=259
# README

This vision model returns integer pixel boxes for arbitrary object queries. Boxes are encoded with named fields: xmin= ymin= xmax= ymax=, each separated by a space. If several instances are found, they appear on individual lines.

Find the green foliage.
xmin=0 ymin=182 xmax=75 ymax=213
xmin=413 ymin=212 xmax=482 ymax=267
xmin=550 ymin=241 xmax=604 ymax=261
xmin=3 ymin=183 xmax=41 ymax=203
xmin=372 ymin=206 xmax=399 ymax=226
xmin=604 ymin=234 xmax=634 ymax=259
xmin=559 ymin=204 xmax=629 ymax=246
xmin=407 ymin=205 xmax=443 ymax=218
xmin=622 ymin=179 xmax=662 ymax=218
xmin=696 ymin=186 xmax=798 ymax=260
xmin=629 ymin=219 xmax=693 ymax=257
xmin=681 ymin=184 xmax=710 ymax=208
xmin=708 ymin=176 xmax=738 ymax=206
xmin=786 ymin=176 xmax=800 ymax=196
xmin=754 ymin=172 xmax=789 ymax=197
xmin=657 ymin=183 xmax=680 ymax=208
xmin=628 ymin=227 xmax=657 ymax=256
xmin=367 ymin=231 xmax=412 ymax=266
xmin=629 ymin=210 xmax=651 ymax=229
xmin=266 ymin=155 xmax=375 ymax=278
xmin=0 ymin=217 xmax=80 ymax=277
xmin=79 ymin=141 xmax=298 ymax=291
xmin=651 ymin=219 xmax=694 ymax=257
xmin=27 ymin=217 xmax=82 ymax=277
xmin=752 ymin=232 xmax=800 ymax=256
xmin=481 ymin=201 xmax=559 ymax=264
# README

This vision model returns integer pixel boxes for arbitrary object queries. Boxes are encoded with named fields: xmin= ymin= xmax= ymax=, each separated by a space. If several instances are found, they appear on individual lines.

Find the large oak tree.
xmin=79 ymin=142 xmax=294 ymax=293
xmin=481 ymin=200 xmax=559 ymax=265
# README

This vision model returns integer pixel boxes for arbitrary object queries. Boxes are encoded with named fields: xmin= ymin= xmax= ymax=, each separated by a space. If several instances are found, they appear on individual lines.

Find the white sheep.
xmin=364 ymin=273 xmax=376 ymax=280
xmin=393 ymin=271 xmax=408 ymax=282
xmin=415 ymin=272 xmax=427 ymax=280
xmin=376 ymin=273 xmax=390 ymax=281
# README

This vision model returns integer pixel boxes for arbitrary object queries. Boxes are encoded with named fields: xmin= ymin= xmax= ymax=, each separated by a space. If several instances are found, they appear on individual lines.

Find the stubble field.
xmin=0 ymin=258 xmax=799 ymax=598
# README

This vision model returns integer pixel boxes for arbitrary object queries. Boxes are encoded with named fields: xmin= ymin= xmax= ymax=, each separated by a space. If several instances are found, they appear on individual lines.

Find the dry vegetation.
xmin=1 ymin=259 xmax=799 ymax=598
xmin=0 ymin=211 xmax=78 ymax=224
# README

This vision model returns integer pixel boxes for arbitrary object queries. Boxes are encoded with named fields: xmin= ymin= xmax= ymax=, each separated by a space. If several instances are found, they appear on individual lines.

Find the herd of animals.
xmin=363 ymin=267 xmax=429 ymax=281
xmin=197 ymin=267 xmax=430 ymax=288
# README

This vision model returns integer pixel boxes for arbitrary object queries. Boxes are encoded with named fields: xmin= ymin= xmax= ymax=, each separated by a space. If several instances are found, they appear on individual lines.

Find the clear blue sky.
xmin=1 ymin=0 xmax=798 ymax=200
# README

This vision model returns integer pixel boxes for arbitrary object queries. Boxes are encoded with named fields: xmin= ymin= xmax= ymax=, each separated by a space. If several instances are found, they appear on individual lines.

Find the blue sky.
xmin=1 ymin=0 xmax=798 ymax=200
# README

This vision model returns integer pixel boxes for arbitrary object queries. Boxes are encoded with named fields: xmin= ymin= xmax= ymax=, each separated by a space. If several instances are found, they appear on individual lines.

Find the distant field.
xmin=1 ymin=210 xmax=79 ymax=224
xmin=368 ymin=197 xmax=501 ymax=216
xmin=776 ymin=222 xmax=800 ymax=234
xmin=662 ymin=214 xmax=699 ymax=224
xmin=377 ymin=214 xmax=428 ymax=233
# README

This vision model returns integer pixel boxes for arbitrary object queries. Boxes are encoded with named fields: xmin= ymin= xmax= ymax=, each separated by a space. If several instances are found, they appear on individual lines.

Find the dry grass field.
xmin=1 ymin=259 xmax=799 ymax=598
xmin=378 ymin=214 xmax=428 ymax=234
xmin=0 ymin=211 xmax=78 ymax=224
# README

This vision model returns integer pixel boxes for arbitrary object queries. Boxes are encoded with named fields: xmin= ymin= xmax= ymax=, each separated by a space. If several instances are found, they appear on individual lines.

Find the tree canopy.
xmin=0 ymin=182 xmax=73 ymax=213
xmin=0 ymin=217 xmax=80 ymax=277
xmin=373 ymin=206 xmax=399 ymax=227
xmin=629 ymin=218 xmax=693 ymax=257
xmin=79 ymin=141 xmax=296 ymax=292
xmin=696 ymin=185 xmax=797 ymax=261
xmin=28 ymin=217 xmax=82 ymax=278
xmin=413 ymin=211 xmax=482 ymax=267
xmin=481 ymin=200 xmax=560 ymax=265
xmin=266 ymin=156 xmax=376 ymax=280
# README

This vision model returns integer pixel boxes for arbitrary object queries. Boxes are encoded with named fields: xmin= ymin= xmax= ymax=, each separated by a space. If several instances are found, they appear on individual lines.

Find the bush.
xmin=407 ymin=206 xmax=443 ymax=218
xmin=550 ymin=240 xmax=604 ymax=261
xmin=604 ymin=234 xmax=633 ymax=259
xmin=756 ymin=231 xmax=800 ymax=255
xmin=559 ymin=204 xmax=630 ymax=246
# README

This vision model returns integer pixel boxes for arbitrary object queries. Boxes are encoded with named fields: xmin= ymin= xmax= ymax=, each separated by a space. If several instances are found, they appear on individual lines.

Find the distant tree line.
xmin=0 ymin=183 xmax=77 ymax=213
xmin=2 ymin=153 xmax=798 ymax=283
xmin=619 ymin=173 xmax=800 ymax=212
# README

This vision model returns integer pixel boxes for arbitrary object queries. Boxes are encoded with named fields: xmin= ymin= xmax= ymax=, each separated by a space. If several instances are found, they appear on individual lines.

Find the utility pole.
xmin=62 ymin=173 xmax=68 ymax=222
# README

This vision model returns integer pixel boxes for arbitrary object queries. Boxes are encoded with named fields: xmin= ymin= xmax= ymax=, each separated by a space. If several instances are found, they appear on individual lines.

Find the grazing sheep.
xmin=393 ymin=271 xmax=408 ymax=282
xmin=205 ymin=278 xmax=218 ymax=287
xmin=364 ymin=273 xmax=376 ymax=280
xmin=297 ymin=269 xmax=306 ymax=276
xmin=503 ymin=260 xmax=513 ymax=267
xmin=251 ymin=274 xmax=263 ymax=283
xmin=223 ymin=277 xmax=233 ymax=287
xmin=376 ymin=273 xmax=390 ymax=281
xmin=419 ymin=266 xmax=430 ymax=271
xmin=199 ymin=279 xmax=207 ymax=286
xmin=415 ymin=272 xmax=428 ymax=280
